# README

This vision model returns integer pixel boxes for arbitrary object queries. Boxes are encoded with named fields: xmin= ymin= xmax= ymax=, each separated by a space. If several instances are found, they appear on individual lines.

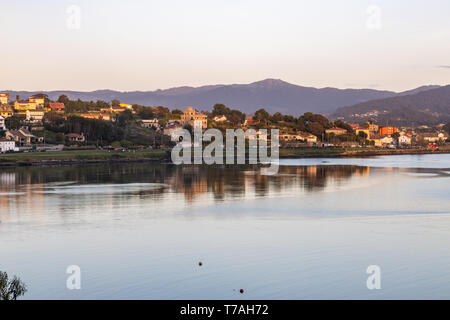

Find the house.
xmin=28 ymin=96 xmax=45 ymax=106
xmin=244 ymin=116 xmax=259 ymax=126
xmin=325 ymin=127 xmax=347 ymax=136
xmin=380 ymin=136 xmax=393 ymax=146
xmin=0 ymin=105 xmax=14 ymax=118
xmin=101 ymin=106 xmax=129 ymax=113
xmin=26 ymin=110 xmax=45 ymax=123
xmin=119 ymin=103 xmax=133 ymax=110
xmin=379 ymin=126 xmax=398 ymax=136
xmin=280 ymin=133 xmax=297 ymax=141
xmin=111 ymin=106 xmax=128 ymax=113
xmin=0 ymin=139 xmax=15 ymax=153
xmin=297 ymin=132 xmax=318 ymax=143
xmin=66 ymin=133 xmax=85 ymax=142
xmin=366 ymin=122 xmax=379 ymax=133
xmin=141 ymin=119 xmax=160 ymax=129
xmin=368 ymin=133 xmax=383 ymax=147
xmin=398 ymin=135 xmax=412 ymax=145
xmin=48 ymin=102 xmax=65 ymax=113
xmin=163 ymin=123 xmax=184 ymax=140
xmin=213 ymin=115 xmax=227 ymax=122
xmin=350 ymin=124 xmax=362 ymax=130
xmin=80 ymin=113 xmax=111 ymax=121
xmin=14 ymin=101 xmax=37 ymax=113
xmin=0 ymin=93 xmax=9 ymax=104
xmin=0 ymin=116 xmax=5 ymax=130
xmin=5 ymin=128 xmax=43 ymax=145
xmin=180 ymin=106 xmax=208 ymax=130
xmin=420 ymin=132 xmax=448 ymax=143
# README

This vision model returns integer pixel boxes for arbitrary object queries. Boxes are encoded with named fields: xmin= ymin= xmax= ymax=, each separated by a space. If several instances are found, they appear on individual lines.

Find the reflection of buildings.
xmin=162 ymin=164 xmax=371 ymax=202
xmin=0 ymin=164 xmax=372 ymax=219
xmin=0 ymin=171 xmax=45 ymax=223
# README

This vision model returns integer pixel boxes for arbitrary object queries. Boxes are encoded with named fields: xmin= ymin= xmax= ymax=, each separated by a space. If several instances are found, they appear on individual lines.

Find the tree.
xmin=270 ymin=112 xmax=283 ymax=123
xmin=57 ymin=94 xmax=70 ymax=104
xmin=137 ymin=107 xmax=154 ymax=119
xmin=358 ymin=131 xmax=368 ymax=144
xmin=120 ymin=139 xmax=133 ymax=148
xmin=111 ymin=99 xmax=120 ymax=107
xmin=116 ymin=110 xmax=134 ymax=127
xmin=0 ymin=271 xmax=27 ymax=300
xmin=333 ymin=120 xmax=353 ymax=133
xmin=227 ymin=109 xmax=246 ymax=126
xmin=443 ymin=122 xmax=450 ymax=135
xmin=254 ymin=108 xmax=270 ymax=122
xmin=212 ymin=104 xmax=230 ymax=116
xmin=172 ymin=109 xmax=183 ymax=115
xmin=5 ymin=115 xmax=25 ymax=130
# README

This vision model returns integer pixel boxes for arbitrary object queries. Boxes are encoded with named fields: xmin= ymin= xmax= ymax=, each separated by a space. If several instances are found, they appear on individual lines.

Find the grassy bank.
xmin=1 ymin=146 xmax=449 ymax=167
xmin=279 ymin=146 xmax=450 ymax=158
xmin=0 ymin=149 xmax=171 ymax=166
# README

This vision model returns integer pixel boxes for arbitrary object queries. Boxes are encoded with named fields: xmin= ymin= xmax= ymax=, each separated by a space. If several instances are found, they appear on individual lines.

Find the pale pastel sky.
xmin=1 ymin=0 xmax=450 ymax=92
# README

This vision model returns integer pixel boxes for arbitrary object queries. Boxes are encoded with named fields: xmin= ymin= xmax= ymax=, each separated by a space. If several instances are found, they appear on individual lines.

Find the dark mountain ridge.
xmin=332 ymin=85 xmax=450 ymax=126
xmin=2 ymin=79 xmax=441 ymax=117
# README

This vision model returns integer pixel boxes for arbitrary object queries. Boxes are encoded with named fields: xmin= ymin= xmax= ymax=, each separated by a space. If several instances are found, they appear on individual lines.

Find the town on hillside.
xmin=0 ymin=92 xmax=449 ymax=154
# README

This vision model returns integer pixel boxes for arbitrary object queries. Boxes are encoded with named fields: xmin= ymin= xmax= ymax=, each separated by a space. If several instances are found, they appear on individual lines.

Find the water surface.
xmin=1 ymin=154 xmax=450 ymax=299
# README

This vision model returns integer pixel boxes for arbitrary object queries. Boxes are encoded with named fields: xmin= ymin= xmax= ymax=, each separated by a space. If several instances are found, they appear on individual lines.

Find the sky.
xmin=1 ymin=0 xmax=450 ymax=92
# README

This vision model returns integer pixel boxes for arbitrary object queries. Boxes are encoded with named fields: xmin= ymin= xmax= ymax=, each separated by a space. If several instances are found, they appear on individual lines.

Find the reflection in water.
xmin=0 ymin=164 xmax=370 ymax=208
xmin=1 ymin=160 xmax=450 ymax=300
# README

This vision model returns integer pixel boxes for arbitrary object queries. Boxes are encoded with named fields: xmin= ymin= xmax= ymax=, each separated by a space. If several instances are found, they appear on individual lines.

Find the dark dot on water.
xmin=240 ymin=289 xmax=244 ymax=294
xmin=199 ymin=262 xmax=203 ymax=266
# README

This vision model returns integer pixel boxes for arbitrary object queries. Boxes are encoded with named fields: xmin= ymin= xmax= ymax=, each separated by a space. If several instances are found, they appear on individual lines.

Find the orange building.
xmin=48 ymin=102 xmax=65 ymax=113
xmin=379 ymin=126 xmax=398 ymax=136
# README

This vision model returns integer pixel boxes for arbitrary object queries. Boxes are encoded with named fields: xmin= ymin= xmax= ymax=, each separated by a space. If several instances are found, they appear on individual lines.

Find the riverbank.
xmin=1 ymin=147 xmax=449 ymax=167
xmin=279 ymin=146 xmax=450 ymax=158
xmin=0 ymin=149 xmax=172 ymax=167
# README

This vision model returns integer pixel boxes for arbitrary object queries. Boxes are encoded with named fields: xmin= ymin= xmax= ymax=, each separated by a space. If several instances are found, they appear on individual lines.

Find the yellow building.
xmin=181 ymin=106 xmax=208 ymax=130
xmin=14 ymin=95 xmax=46 ymax=114
xmin=0 ymin=105 xmax=14 ymax=118
xmin=119 ymin=103 xmax=133 ymax=110
xmin=14 ymin=101 xmax=37 ymax=113
xmin=0 ymin=93 xmax=9 ymax=105
xmin=29 ymin=96 xmax=45 ymax=106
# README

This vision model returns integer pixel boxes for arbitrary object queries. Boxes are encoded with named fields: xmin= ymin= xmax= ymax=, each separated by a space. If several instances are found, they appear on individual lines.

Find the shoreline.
xmin=0 ymin=148 xmax=449 ymax=168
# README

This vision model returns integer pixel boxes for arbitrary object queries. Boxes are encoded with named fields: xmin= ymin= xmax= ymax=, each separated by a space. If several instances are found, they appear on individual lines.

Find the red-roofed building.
xmin=49 ymin=102 xmax=65 ymax=113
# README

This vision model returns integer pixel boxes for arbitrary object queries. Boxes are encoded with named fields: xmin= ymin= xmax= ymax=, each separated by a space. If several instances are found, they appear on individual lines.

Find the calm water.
xmin=1 ymin=154 xmax=450 ymax=299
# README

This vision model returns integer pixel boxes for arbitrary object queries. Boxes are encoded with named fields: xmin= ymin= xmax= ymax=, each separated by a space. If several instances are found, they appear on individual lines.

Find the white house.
xmin=26 ymin=110 xmax=45 ymax=123
xmin=141 ymin=119 xmax=160 ymax=129
xmin=380 ymin=136 xmax=393 ymax=145
xmin=398 ymin=135 xmax=412 ymax=145
xmin=0 ymin=115 xmax=5 ymax=130
xmin=213 ymin=115 xmax=227 ymax=122
xmin=0 ymin=139 xmax=16 ymax=152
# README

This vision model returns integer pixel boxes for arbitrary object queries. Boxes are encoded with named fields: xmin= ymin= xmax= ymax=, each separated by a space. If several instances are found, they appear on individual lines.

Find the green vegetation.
xmin=0 ymin=271 xmax=27 ymax=300
xmin=0 ymin=149 xmax=170 ymax=163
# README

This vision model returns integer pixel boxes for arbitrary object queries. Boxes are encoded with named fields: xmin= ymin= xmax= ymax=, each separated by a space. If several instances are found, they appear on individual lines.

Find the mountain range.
xmin=332 ymin=85 xmax=450 ymax=126
xmin=2 ymin=79 xmax=447 ymax=125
